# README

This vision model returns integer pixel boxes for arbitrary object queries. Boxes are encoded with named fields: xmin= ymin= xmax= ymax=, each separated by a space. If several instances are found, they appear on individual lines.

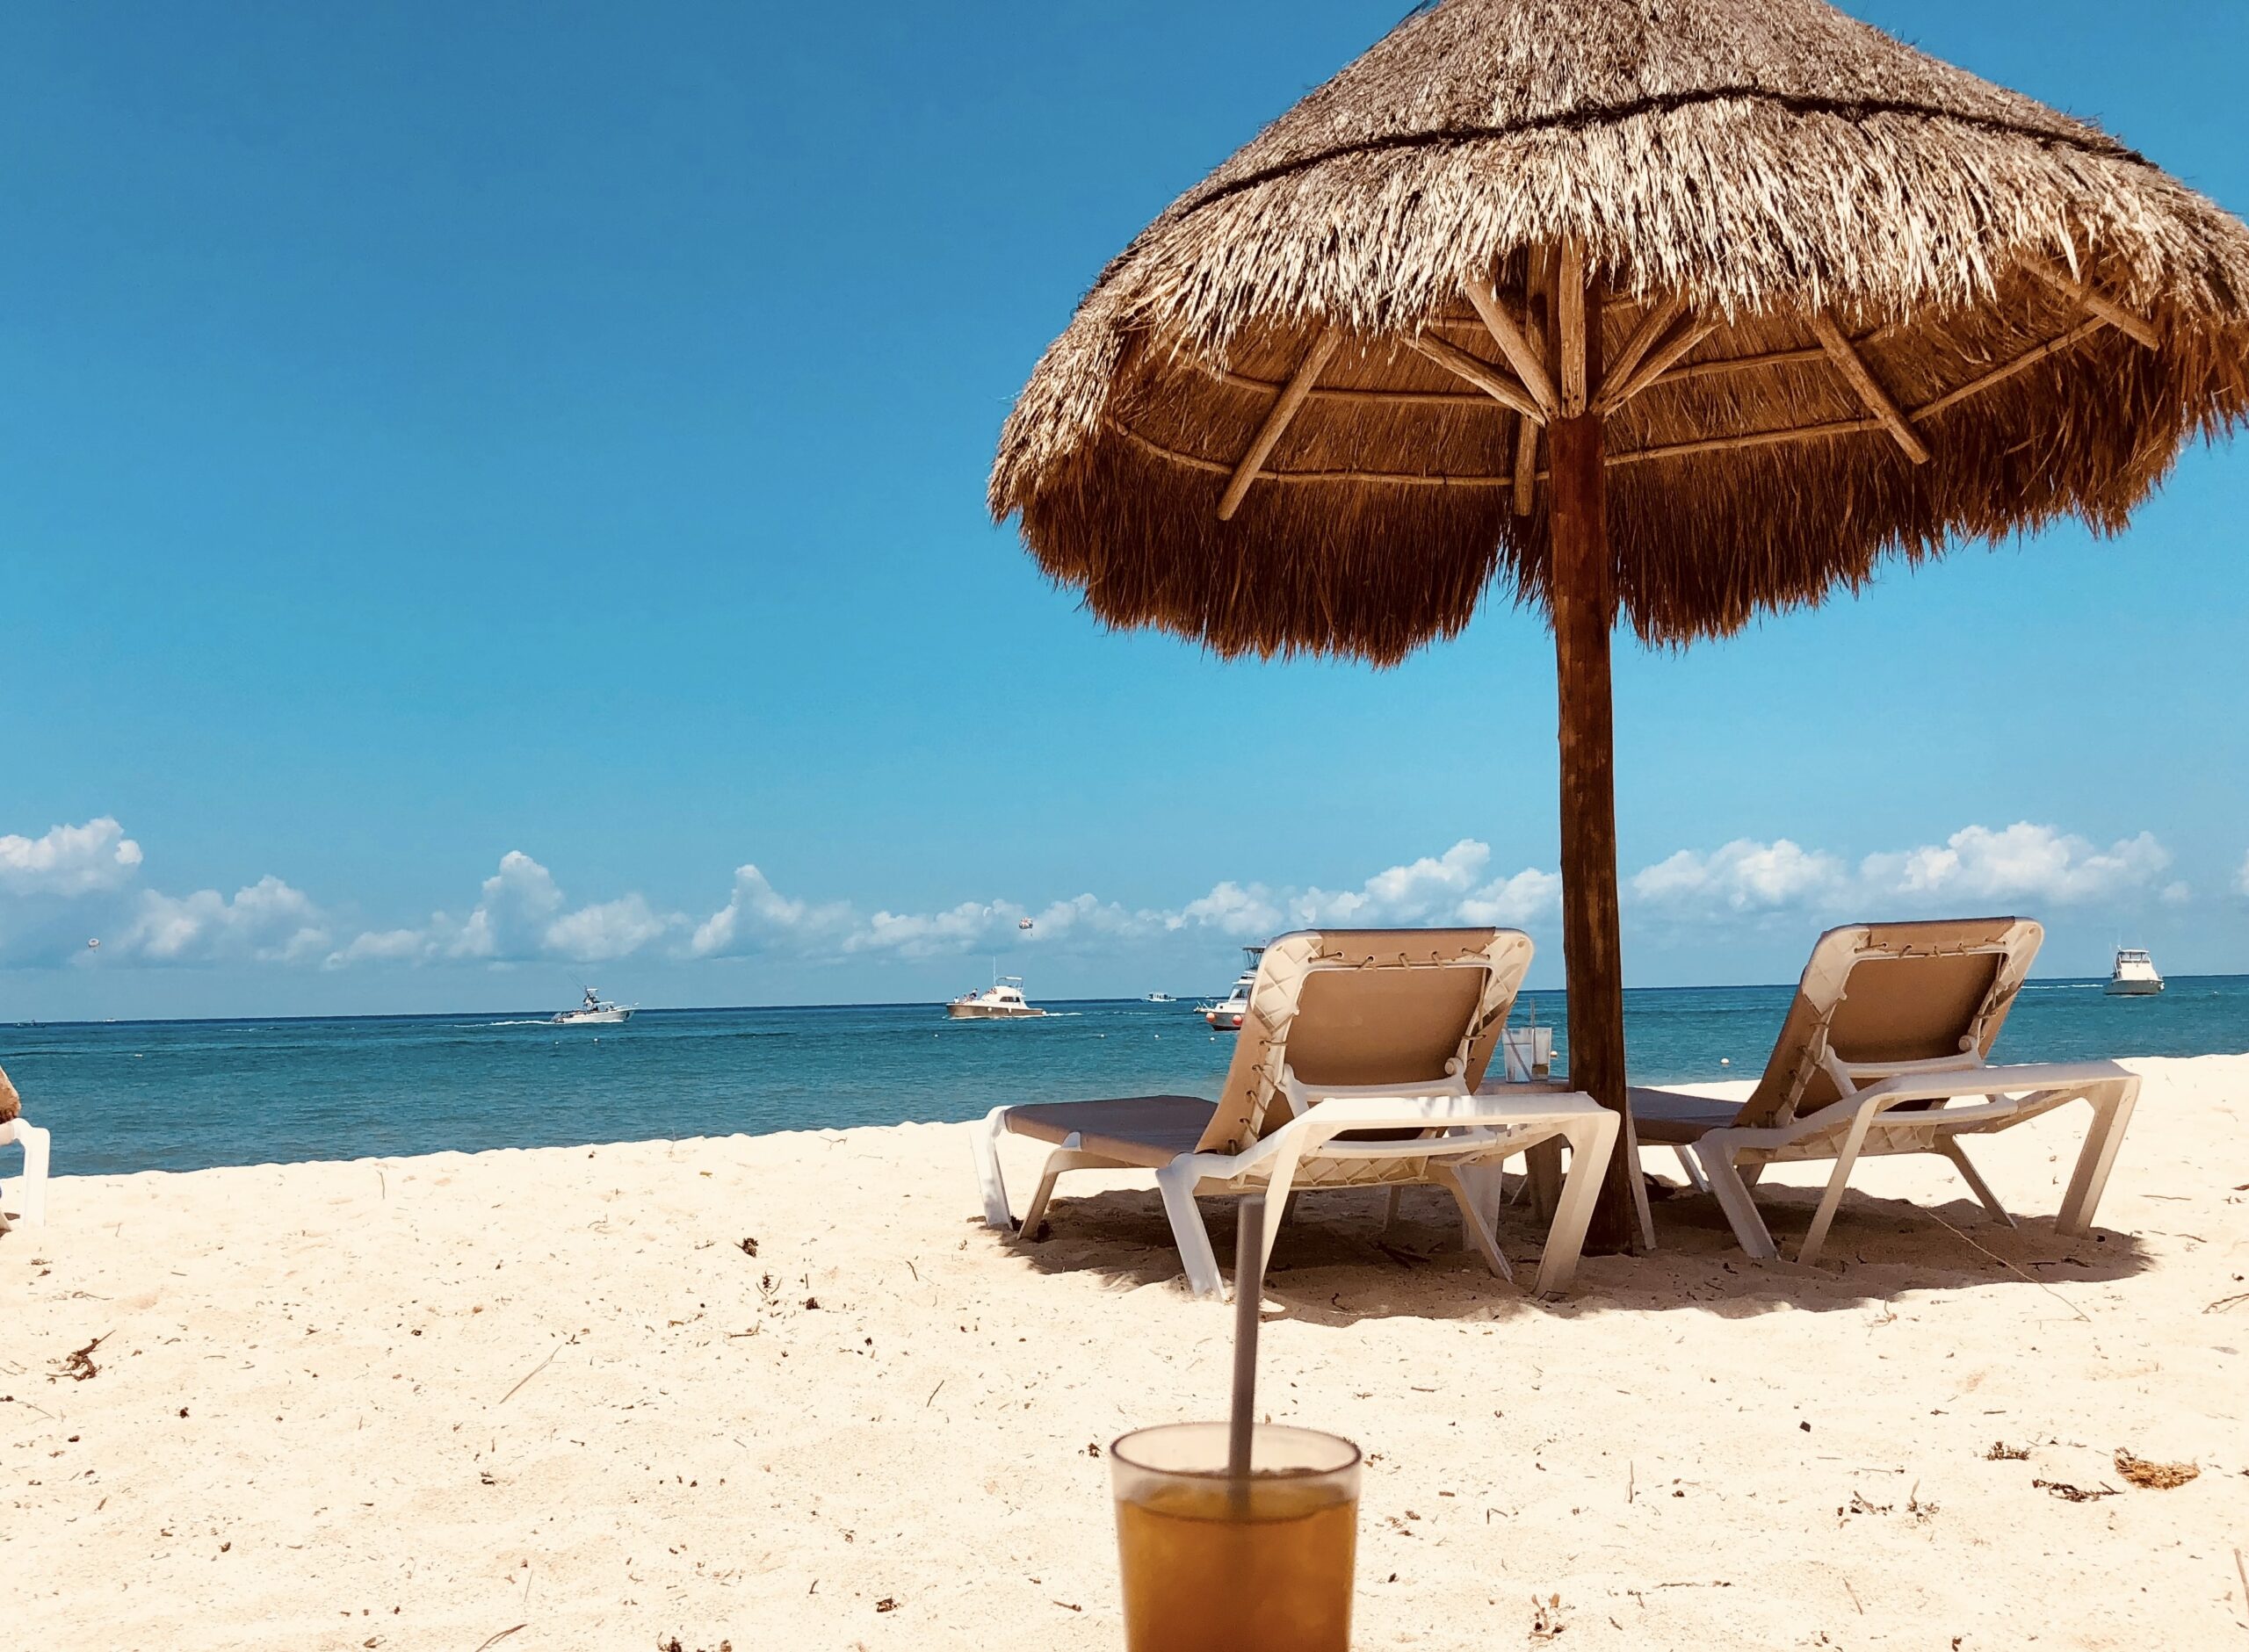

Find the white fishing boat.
xmin=2105 ymin=947 xmax=2165 ymax=996
xmin=1198 ymin=944 xmax=1266 ymax=1031
xmin=1144 ymin=991 xmax=1177 ymax=1003
xmin=947 ymin=977 xmax=1046 ymax=1020
xmin=553 ymin=988 xmax=633 ymax=1026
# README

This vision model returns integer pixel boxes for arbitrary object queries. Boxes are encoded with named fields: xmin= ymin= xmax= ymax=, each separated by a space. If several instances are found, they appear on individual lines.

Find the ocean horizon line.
xmin=11 ymin=970 xmax=2241 ymax=1033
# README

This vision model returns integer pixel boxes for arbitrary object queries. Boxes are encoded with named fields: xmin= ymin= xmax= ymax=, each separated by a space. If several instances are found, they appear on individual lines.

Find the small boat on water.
xmin=1145 ymin=991 xmax=1177 ymax=1003
xmin=1198 ymin=944 xmax=1266 ymax=1031
xmin=553 ymin=988 xmax=633 ymax=1026
xmin=947 ymin=977 xmax=1046 ymax=1020
xmin=2105 ymin=948 xmax=2165 ymax=996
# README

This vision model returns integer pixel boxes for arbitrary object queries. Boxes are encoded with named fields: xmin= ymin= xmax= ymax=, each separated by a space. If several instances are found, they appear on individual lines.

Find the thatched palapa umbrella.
xmin=990 ymin=0 xmax=2249 ymax=1251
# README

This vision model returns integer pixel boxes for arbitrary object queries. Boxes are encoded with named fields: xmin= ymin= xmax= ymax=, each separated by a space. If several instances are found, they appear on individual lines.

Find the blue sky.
xmin=3 ymin=0 xmax=2245 ymax=1020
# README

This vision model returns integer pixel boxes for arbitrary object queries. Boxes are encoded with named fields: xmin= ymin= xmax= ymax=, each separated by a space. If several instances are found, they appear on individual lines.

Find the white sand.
xmin=6 ymin=1055 xmax=2247 ymax=1649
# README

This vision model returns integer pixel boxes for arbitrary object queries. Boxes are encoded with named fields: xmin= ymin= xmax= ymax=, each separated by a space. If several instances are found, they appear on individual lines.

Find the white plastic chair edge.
xmin=0 ymin=1115 xmax=51 ymax=1230
xmin=1677 ymin=1057 xmax=2138 ymax=1266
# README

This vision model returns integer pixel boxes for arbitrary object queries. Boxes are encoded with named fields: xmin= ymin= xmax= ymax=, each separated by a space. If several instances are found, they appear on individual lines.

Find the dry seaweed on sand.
xmin=1985 ymin=1441 xmax=2031 ymax=1461
xmin=2114 ymin=1449 xmax=2199 ymax=1490
xmin=50 ymin=1332 xmax=109 ymax=1382
xmin=2033 ymin=1478 xmax=2121 ymax=1503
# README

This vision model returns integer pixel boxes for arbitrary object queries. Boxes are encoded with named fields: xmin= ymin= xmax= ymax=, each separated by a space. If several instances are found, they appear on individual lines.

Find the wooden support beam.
xmin=1596 ymin=293 xmax=1689 ymax=409
xmin=1556 ymin=238 xmax=1589 ymax=416
xmin=1464 ymin=276 xmax=1559 ymax=418
xmin=1217 ymin=330 xmax=1339 ymax=520
xmin=1547 ymin=256 xmax=1638 ymax=1256
xmin=1406 ymin=331 xmax=1547 ymax=422
xmin=1809 ymin=313 xmax=1930 ymax=464
xmin=1608 ymin=417 xmax=1884 ymax=468
xmin=2028 ymin=263 xmax=2159 ymax=350
xmin=1512 ymin=263 xmax=1551 ymax=516
xmin=1513 ymin=412 xmax=1539 ymax=516
xmin=1112 ymin=417 xmax=1512 ymax=487
xmin=1910 ymin=317 xmax=2107 ymax=423
xmin=1652 ymin=343 xmax=1826 ymax=386
xmin=1597 ymin=314 xmax=1718 ymax=413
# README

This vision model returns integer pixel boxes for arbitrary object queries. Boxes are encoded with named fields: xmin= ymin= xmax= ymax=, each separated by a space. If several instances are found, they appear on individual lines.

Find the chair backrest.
xmin=1735 ymin=918 xmax=2043 ymax=1129
xmin=1193 ymin=928 xmax=1533 ymax=1152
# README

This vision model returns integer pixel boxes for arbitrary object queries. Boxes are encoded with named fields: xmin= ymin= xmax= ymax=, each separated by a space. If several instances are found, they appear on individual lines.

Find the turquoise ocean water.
xmin=8 ymin=977 xmax=2246 ymax=1178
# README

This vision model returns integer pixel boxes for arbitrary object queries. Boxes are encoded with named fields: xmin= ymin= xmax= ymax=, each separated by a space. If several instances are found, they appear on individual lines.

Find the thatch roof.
xmin=991 ymin=0 xmax=2249 ymax=661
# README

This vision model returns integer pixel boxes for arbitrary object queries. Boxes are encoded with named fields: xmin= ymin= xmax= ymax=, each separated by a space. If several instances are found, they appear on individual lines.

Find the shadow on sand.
xmin=992 ymin=1177 xmax=2151 ymax=1326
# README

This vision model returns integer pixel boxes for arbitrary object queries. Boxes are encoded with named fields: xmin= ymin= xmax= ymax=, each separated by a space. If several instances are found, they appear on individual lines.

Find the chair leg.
xmin=1797 ymin=1111 xmax=1877 ymax=1266
xmin=972 ymin=1107 xmax=1016 ymax=1229
xmin=1530 ymin=1112 xmax=1621 ymax=1299
xmin=1939 ymin=1140 xmax=2014 ymax=1226
xmin=18 ymin=1122 xmax=45 ymax=1228
xmin=1674 ymin=1145 xmax=1710 ymax=1194
xmin=2057 ymin=1078 xmax=2140 ymax=1237
xmin=1021 ymin=1149 xmax=1105 ymax=1235
xmin=1155 ymin=1163 xmax=1225 ymax=1300
xmin=1623 ymin=1108 xmax=1657 ymax=1252
xmin=1696 ymin=1143 xmax=1779 ymax=1261
xmin=1432 ymin=1165 xmax=1513 ymax=1283
xmin=1525 ymin=1138 xmax=1565 ymax=1222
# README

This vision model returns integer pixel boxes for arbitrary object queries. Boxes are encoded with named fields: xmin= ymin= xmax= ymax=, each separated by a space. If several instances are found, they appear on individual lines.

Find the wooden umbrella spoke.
xmin=2028 ymin=263 xmax=2159 ymax=349
xmin=1596 ymin=293 xmax=1689 ymax=408
xmin=1911 ymin=318 xmax=2109 ymax=423
xmin=1405 ymin=331 xmax=1547 ymax=422
xmin=1217 ymin=330 xmax=1340 ymax=520
xmin=1810 ymin=314 xmax=1930 ymax=463
xmin=1463 ymin=276 xmax=1558 ymax=417
xmin=1596 ymin=314 xmax=1719 ymax=413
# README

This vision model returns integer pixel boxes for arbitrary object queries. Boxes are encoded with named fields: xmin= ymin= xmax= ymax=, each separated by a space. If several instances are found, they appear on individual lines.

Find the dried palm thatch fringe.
xmin=989 ymin=0 xmax=2249 ymax=660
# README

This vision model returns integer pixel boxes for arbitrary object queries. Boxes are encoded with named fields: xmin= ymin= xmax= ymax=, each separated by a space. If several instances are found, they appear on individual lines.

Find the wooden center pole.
xmin=1547 ymin=251 xmax=1640 ymax=1255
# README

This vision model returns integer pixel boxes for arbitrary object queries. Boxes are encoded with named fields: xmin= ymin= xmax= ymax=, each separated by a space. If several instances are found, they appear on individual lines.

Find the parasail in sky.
xmin=86 ymin=937 xmax=101 ymax=950
xmin=1017 ymin=918 xmax=1034 ymax=931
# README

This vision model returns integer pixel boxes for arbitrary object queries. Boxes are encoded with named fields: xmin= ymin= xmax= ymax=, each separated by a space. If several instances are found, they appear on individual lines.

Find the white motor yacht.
xmin=947 ymin=977 xmax=1046 ymax=1020
xmin=553 ymin=988 xmax=633 ymax=1026
xmin=1145 ymin=991 xmax=1177 ymax=1003
xmin=1198 ymin=944 xmax=1266 ymax=1031
xmin=2105 ymin=948 xmax=2165 ymax=996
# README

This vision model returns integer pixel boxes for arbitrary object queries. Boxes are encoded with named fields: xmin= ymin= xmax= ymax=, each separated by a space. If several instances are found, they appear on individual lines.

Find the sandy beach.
xmin=7 ymin=1055 xmax=2246 ymax=1649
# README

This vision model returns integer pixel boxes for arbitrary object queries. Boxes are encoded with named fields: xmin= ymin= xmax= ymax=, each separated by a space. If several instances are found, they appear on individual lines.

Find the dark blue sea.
xmin=9 ymin=977 xmax=2246 ymax=1178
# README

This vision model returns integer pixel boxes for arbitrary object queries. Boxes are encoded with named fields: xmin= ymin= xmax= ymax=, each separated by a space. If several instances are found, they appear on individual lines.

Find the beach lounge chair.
xmin=972 ymin=928 xmax=1619 ymax=1299
xmin=1631 ymin=918 xmax=2140 ymax=1266
xmin=0 ymin=1064 xmax=49 ymax=1232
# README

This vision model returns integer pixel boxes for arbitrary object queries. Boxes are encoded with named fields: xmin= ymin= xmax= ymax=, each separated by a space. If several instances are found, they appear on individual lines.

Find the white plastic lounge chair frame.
xmin=973 ymin=929 xmax=1619 ymax=1299
xmin=1632 ymin=918 xmax=2139 ymax=1266
xmin=0 ymin=1116 xmax=50 ymax=1232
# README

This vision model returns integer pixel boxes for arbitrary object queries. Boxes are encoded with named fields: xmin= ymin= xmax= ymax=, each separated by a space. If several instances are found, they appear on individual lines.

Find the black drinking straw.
xmin=1227 ymin=1194 xmax=1265 ymax=1486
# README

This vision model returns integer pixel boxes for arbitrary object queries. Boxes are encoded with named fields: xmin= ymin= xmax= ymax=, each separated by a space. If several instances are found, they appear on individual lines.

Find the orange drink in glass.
xmin=1110 ymin=1422 xmax=1360 ymax=1651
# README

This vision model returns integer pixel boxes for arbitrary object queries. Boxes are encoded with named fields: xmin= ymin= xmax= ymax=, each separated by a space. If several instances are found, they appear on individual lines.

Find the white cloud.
xmin=0 ymin=818 xmax=143 ymax=897
xmin=330 ymin=850 xmax=681 ymax=967
xmin=1637 ymin=823 xmax=2178 ymax=923
xmin=2235 ymin=852 xmax=2249 ymax=898
xmin=1633 ymin=839 xmax=1846 ymax=911
xmin=119 ymin=876 xmax=330 ymax=964
xmin=690 ymin=863 xmax=853 ymax=957
xmin=1163 ymin=841 xmax=1560 ymax=938
xmin=1859 ymin=824 xmax=2170 ymax=906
